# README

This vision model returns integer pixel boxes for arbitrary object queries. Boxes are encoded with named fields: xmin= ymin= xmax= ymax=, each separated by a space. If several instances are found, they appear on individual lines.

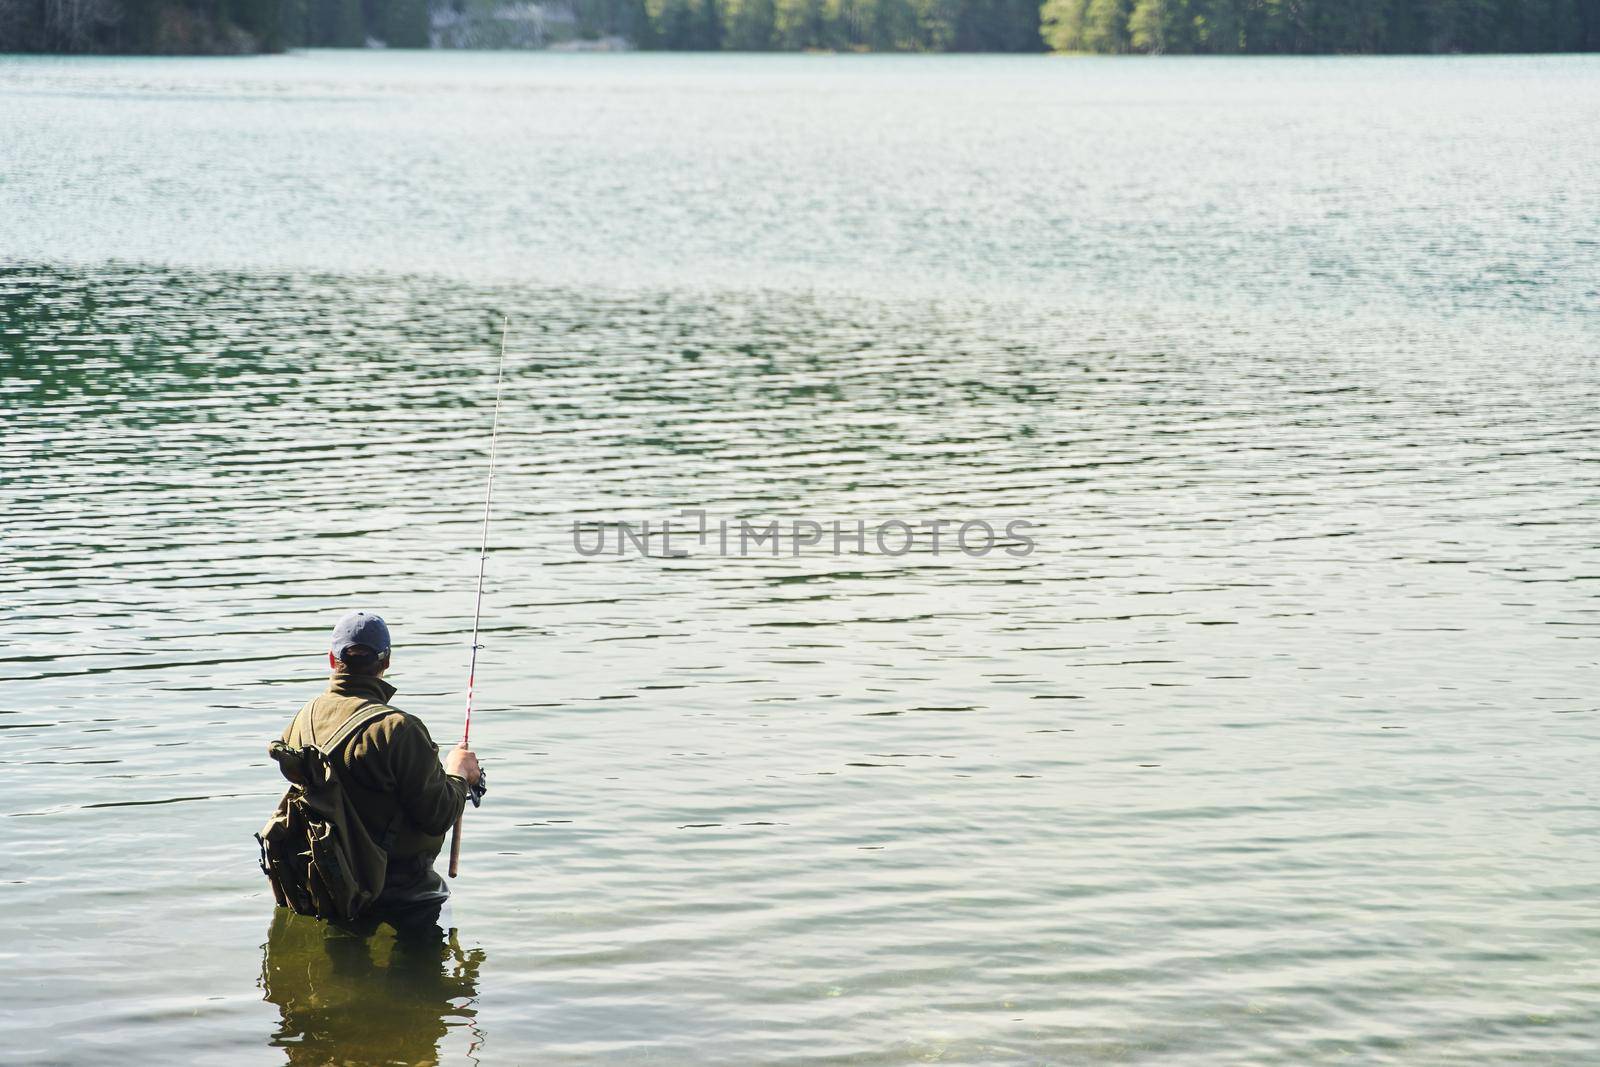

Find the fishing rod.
xmin=449 ymin=316 xmax=508 ymax=879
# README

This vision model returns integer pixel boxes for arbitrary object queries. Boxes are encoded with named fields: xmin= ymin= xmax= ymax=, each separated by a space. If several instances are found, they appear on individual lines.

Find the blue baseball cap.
xmin=330 ymin=610 xmax=391 ymax=660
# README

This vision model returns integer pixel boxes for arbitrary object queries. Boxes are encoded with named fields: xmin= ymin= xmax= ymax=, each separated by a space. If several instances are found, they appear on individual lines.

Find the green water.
xmin=2 ymin=52 xmax=1598 ymax=1065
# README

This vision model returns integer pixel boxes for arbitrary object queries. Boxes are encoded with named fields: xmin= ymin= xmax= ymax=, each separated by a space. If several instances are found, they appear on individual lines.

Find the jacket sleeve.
xmin=348 ymin=712 xmax=470 ymax=836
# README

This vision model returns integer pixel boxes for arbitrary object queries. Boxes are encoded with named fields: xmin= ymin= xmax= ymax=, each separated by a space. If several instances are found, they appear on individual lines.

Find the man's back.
xmin=266 ymin=609 xmax=480 ymax=933
xmin=283 ymin=668 xmax=470 ymax=928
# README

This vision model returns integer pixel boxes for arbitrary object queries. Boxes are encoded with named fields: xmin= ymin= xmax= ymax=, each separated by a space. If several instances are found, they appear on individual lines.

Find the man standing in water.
xmin=278 ymin=610 xmax=482 ymax=932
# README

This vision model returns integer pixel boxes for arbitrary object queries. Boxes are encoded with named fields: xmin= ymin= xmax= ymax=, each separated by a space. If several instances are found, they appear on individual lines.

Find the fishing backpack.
xmin=256 ymin=702 xmax=396 ymax=924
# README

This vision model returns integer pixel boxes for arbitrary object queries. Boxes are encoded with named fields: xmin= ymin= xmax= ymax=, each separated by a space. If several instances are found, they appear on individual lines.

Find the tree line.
xmin=1043 ymin=0 xmax=1600 ymax=54
xmin=0 ymin=0 xmax=1595 ymax=54
xmin=624 ymin=0 xmax=1045 ymax=50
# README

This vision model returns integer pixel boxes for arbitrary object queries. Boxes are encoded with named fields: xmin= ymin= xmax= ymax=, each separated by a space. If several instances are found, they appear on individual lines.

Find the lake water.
xmin=2 ymin=51 xmax=1598 ymax=1065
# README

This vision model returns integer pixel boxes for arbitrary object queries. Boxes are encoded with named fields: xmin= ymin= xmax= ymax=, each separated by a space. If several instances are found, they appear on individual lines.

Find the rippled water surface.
xmin=2 ymin=53 xmax=1599 ymax=1066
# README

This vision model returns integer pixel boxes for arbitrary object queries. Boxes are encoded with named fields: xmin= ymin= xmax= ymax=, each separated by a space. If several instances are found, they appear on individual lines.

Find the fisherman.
xmin=275 ymin=609 xmax=482 ymax=933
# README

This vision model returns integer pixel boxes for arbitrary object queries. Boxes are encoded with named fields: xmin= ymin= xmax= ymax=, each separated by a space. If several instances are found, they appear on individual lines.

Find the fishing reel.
xmin=468 ymin=767 xmax=487 ymax=808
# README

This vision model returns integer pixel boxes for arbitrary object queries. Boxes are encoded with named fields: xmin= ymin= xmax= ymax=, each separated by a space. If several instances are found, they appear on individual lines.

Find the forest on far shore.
xmin=2 ymin=0 xmax=1597 ymax=57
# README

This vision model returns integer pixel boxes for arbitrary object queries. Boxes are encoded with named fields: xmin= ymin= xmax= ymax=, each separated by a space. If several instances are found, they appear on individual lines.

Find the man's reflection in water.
xmin=260 ymin=907 xmax=486 ymax=1066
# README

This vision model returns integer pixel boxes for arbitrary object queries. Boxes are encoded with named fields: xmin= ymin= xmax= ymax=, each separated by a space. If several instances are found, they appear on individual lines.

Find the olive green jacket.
xmin=282 ymin=671 xmax=469 ymax=888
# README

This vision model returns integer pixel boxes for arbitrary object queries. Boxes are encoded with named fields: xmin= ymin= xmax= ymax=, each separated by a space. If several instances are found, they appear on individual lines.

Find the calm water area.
xmin=2 ymin=51 xmax=1598 ymax=1064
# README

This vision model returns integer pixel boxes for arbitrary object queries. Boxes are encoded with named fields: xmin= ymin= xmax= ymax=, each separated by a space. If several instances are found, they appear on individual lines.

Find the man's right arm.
xmin=350 ymin=714 xmax=477 ymax=837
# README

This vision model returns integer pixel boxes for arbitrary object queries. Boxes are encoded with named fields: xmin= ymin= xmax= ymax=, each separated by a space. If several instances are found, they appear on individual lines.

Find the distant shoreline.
xmin=9 ymin=44 xmax=1600 ymax=57
xmin=7 ymin=0 xmax=1596 ymax=58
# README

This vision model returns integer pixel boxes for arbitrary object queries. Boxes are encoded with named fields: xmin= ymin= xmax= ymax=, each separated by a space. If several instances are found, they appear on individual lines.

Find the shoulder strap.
xmin=324 ymin=701 xmax=398 ymax=755
xmin=285 ymin=699 xmax=316 ymax=747
xmin=324 ymin=701 xmax=408 ymax=854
